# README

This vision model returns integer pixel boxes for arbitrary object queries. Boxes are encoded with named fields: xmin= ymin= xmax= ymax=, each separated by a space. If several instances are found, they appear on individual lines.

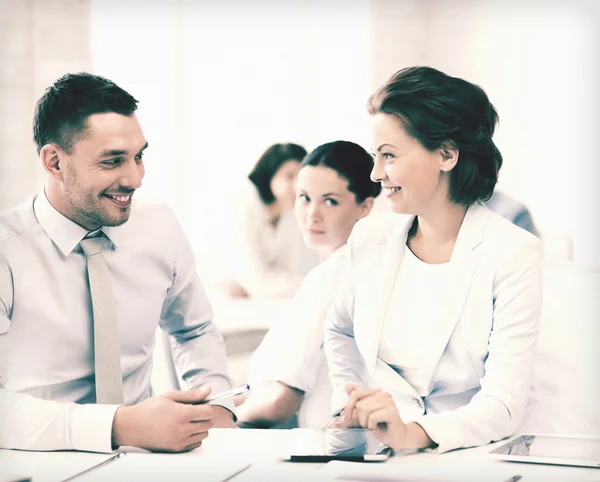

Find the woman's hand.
xmin=221 ymin=279 xmax=250 ymax=298
xmin=340 ymin=383 xmax=434 ymax=450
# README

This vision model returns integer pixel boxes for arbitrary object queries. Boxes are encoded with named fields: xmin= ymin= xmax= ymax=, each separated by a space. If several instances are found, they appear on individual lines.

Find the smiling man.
xmin=0 ymin=73 xmax=236 ymax=453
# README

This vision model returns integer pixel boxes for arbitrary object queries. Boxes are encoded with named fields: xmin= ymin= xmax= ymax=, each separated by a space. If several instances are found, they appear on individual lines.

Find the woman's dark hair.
xmin=33 ymin=72 xmax=138 ymax=155
xmin=248 ymin=143 xmax=307 ymax=205
xmin=367 ymin=66 xmax=502 ymax=205
xmin=300 ymin=141 xmax=381 ymax=203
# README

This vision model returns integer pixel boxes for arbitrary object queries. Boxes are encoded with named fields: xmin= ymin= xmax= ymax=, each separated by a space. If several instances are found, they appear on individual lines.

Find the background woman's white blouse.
xmin=233 ymin=181 xmax=319 ymax=298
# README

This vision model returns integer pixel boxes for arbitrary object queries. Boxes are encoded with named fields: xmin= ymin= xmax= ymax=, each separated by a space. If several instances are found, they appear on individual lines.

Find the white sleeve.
xmin=0 ymin=260 xmax=119 ymax=452
xmin=0 ymin=391 xmax=119 ymax=452
xmin=250 ymin=271 xmax=327 ymax=392
xmin=323 ymin=248 xmax=371 ymax=416
xmin=159 ymin=207 xmax=234 ymax=415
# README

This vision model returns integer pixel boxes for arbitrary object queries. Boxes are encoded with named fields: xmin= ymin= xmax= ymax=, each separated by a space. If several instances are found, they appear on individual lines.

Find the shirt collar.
xmin=34 ymin=190 xmax=121 ymax=256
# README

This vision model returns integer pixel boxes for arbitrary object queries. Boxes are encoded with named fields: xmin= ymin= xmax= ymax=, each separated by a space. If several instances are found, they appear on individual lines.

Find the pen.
xmin=62 ymin=452 xmax=126 ymax=481
xmin=504 ymin=476 xmax=522 ymax=482
xmin=203 ymin=384 xmax=250 ymax=404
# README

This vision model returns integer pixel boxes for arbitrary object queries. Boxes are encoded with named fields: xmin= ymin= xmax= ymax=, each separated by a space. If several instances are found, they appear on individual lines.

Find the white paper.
xmin=76 ymin=452 xmax=251 ymax=482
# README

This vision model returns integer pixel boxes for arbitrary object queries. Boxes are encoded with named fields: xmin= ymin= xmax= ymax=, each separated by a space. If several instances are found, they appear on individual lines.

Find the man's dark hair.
xmin=368 ymin=66 xmax=503 ymax=205
xmin=301 ymin=141 xmax=381 ymax=202
xmin=248 ymin=143 xmax=307 ymax=205
xmin=33 ymin=72 xmax=139 ymax=154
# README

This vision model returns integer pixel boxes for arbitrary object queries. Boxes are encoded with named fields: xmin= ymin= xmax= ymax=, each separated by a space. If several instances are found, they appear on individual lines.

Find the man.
xmin=0 ymin=73 xmax=236 ymax=453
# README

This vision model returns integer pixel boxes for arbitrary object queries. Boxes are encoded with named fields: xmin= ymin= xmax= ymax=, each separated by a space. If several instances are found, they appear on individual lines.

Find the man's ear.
xmin=358 ymin=197 xmax=375 ymax=220
xmin=438 ymin=141 xmax=459 ymax=172
xmin=40 ymin=144 xmax=66 ymax=181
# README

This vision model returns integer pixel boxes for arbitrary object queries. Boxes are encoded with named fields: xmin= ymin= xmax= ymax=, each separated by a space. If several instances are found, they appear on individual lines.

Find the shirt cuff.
xmin=69 ymin=403 xmax=121 ymax=453
xmin=211 ymin=399 xmax=237 ymax=421
xmin=412 ymin=413 xmax=462 ymax=454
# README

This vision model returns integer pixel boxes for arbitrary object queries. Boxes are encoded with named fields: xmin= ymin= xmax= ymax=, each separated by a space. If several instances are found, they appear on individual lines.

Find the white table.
xmin=2 ymin=430 xmax=599 ymax=482
xmin=208 ymin=296 xmax=289 ymax=336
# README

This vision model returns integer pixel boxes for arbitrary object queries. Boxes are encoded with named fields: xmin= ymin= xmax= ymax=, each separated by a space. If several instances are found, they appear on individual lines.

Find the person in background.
xmin=237 ymin=141 xmax=381 ymax=428
xmin=486 ymin=190 xmax=538 ymax=236
xmin=223 ymin=143 xmax=319 ymax=299
xmin=325 ymin=66 xmax=543 ymax=454
xmin=0 ymin=73 xmax=235 ymax=454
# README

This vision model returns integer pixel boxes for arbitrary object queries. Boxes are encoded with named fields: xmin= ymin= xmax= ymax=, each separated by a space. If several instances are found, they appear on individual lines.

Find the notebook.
xmin=72 ymin=452 xmax=251 ymax=482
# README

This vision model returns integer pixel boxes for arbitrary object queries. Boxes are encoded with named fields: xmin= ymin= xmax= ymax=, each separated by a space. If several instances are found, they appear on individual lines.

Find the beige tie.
xmin=80 ymin=235 xmax=124 ymax=405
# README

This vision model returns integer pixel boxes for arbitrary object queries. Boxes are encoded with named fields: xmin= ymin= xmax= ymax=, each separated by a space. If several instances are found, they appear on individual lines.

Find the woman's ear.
xmin=438 ymin=141 xmax=459 ymax=172
xmin=40 ymin=144 xmax=66 ymax=182
xmin=358 ymin=197 xmax=375 ymax=220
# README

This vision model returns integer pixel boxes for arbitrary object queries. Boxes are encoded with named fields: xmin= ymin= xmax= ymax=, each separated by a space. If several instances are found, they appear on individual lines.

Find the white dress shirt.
xmin=0 ymin=192 xmax=233 ymax=453
xmin=249 ymin=244 xmax=348 ymax=428
xmin=378 ymin=247 xmax=451 ymax=396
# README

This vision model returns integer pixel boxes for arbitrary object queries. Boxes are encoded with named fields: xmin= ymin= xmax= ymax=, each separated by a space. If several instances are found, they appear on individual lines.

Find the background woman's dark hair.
xmin=33 ymin=72 xmax=138 ymax=155
xmin=300 ymin=141 xmax=381 ymax=203
xmin=248 ymin=143 xmax=307 ymax=204
xmin=367 ymin=66 xmax=502 ymax=205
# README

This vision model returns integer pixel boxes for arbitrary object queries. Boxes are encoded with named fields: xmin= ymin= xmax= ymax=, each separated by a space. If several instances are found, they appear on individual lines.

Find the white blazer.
xmin=324 ymin=203 xmax=543 ymax=453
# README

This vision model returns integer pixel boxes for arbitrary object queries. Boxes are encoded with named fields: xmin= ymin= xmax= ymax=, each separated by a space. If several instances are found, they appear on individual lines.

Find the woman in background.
xmin=237 ymin=141 xmax=381 ymax=428
xmin=224 ymin=143 xmax=319 ymax=298
xmin=325 ymin=66 xmax=543 ymax=453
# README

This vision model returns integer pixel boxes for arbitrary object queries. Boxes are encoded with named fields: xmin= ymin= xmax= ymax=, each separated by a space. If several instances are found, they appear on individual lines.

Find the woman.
xmin=325 ymin=67 xmax=543 ymax=453
xmin=225 ymin=143 xmax=320 ymax=298
xmin=237 ymin=141 xmax=381 ymax=428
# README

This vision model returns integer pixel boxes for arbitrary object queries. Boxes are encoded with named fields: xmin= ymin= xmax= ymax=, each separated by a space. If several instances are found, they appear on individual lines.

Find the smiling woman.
xmin=324 ymin=66 xmax=543 ymax=454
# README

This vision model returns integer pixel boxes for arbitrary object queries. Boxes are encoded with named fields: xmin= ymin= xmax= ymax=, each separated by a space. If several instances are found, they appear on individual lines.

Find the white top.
xmin=377 ymin=247 xmax=451 ymax=396
xmin=0 ymin=192 xmax=233 ymax=453
xmin=249 ymin=244 xmax=348 ymax=428
xmin=233 ymin=181 xmax=319 ymax=298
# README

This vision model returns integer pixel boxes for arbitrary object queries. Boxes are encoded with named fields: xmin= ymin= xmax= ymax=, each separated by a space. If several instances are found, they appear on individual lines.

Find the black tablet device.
xmin=284 ymin=428 xmax=393 ymax=462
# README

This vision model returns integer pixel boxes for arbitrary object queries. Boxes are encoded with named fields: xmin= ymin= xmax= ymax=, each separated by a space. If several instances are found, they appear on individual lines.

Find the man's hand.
xmin=112 ymin=387 xmax=216 ymax=452
xmin=211 ymin=405 xmax=238 ymax=428
xmin=336 ymin=383 xmax=434 ymax=450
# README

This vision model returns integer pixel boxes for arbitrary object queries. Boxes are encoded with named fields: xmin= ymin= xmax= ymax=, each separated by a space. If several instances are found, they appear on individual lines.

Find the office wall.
xmin=3 ymin=0 xmax=597 ymax=267
xmin=90 ymin=0 xmax=372 ymax=283
xmin=0 ymin=0 xmax=92 ymax=212
xmin=370 ymin=0 xmax=600 ymax=266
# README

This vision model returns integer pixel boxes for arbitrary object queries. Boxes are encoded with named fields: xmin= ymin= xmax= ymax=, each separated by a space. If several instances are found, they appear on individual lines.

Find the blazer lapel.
xmin=355 ymin=215 xmax=413 ymax=376
xmin=421 ymin=203 xmax=489 ymax=393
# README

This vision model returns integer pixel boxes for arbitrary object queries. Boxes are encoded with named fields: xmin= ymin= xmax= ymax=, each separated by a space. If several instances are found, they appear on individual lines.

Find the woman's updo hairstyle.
xmin=367 ymin=66 xmax=502 ymax=205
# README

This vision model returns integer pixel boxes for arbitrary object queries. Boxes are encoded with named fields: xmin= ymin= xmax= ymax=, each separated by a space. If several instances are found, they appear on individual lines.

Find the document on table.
xmin=0 ymin=450 xmax=110 ymax=482
xmin=317 ymin=460 xmax=512 ymax=482
xmin=74 ymin=452 xmax=251 ymax=482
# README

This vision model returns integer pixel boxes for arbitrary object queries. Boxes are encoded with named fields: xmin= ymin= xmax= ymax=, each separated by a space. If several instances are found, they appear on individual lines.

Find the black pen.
xmin=504 ymin=476 xmax=522 ymax=482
